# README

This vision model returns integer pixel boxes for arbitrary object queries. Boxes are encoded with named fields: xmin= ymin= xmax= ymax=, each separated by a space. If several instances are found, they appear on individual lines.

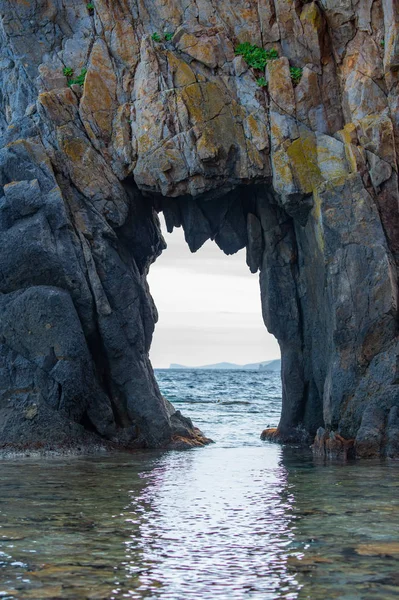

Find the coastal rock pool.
xmin=0 ymin=370 xmax=398 ymax=599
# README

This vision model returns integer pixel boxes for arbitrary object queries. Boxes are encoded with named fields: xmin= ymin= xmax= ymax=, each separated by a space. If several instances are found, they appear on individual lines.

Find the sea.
xmin=0 ymin=369 xmax=399 ymax=599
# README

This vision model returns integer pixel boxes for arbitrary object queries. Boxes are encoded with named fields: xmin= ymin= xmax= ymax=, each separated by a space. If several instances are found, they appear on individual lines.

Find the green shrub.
xmin=86 ymin=2 xmax=94 ymax=10
xmin=381 ymin=39 xmax=385 ymax=48
xmin=256 ymin=77 xmax=268 ymax=88
xmin=265 ymin=48 xmax=279 ymax=60
xmin=290 ymin=66 xmax=303 ymax=86
xmin=164 ymin=32 xmax=174 ymax=42
xmin=63 ymin=66 xmax=74 ymax=78
xmin=235 ymin=43 xmax=278 ymax=70
xmin=151 ymin=32 xmax=162 ymax=42
xmin=68 ymin=68 xmax=87 ymax=87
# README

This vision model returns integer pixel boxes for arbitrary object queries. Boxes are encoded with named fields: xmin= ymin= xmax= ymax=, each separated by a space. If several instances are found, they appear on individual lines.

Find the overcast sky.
xmin=148 ymin=218 xmax=280 ymax=368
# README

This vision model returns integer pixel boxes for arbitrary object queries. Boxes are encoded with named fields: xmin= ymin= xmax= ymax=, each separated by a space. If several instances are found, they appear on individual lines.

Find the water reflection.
xmin=120 ymin=447 xmax=299 ymax=599
xmin=0 ymin=448 xmax=399 ymax=598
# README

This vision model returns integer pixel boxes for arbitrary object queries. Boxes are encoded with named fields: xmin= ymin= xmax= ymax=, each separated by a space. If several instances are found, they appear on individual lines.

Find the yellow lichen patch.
xmin=167 ymin=52 xmax=196 ymax=88
xmin=137 ymin=133 xmax=153 ymax=154
xmin=201 ymin=82 xmax=228 ymax=120
xmin=112 ymin=104 xmax=133 ymax=172
xmin=179 ymin=83 xmax=205 ymax=125
xmin=177 ymin=32 xmax=219 ymax=69
xmin=272 ymin=148 xmax=295 ymax=191
xmin=340 ymin=122 xmax=358 ymax=145
xmin=82 ymin=71 xmax=114 ymax=132
xmin=246 ymin=142 xmax=265 ymax=171
xmin=38 ymin=89 xmax=78 ymax=125
xmin=267 ymin=57 xmax=295 ymax=115
xmin=80 ymin=39 xmax=117 ymax=145
xmin=110 ymin=19 xmax=139 ymax=68
xmin=180 ymin=81 xmax=227 ymax=127
xmin=356 ymin=113 xmax=397 ymax=168
xmin=244 ymin=114 xmax=269 ymax=152
xmin=160 ymin=146 xmax=183 ymax=172
xmin=338 ymin=123 xmax=360 ymax=173
xmin=197 ymin=127 xmax=219 ymax=162
xmin=312 ymin=188 xmax=325 ymax=252
xmin=57 ymin=124 xmax=126 ymax=211
xmin=316 ymin=134 xmax=350 ymax=184
xmin=301 ymin=1 xmax=321 ymax=26
xmin=231 ymin=99 xmax=246 ymax=122
xmin=286 ymin=133 xmax=322 ymax=193
xmin=60 ymin=137 xmax=87 ymax=163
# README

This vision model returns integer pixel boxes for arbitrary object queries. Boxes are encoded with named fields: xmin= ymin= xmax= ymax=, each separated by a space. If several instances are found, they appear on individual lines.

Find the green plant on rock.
xmin=290 ymin=66 xmax=303 ymax=86
xmin=265 ymin=48 xmax=279 ymax=61
xmin=256 ymin=77 xmax=268 ymax=88
xmin=86 ymin=2 xmax=94 ymax=11
xmin=68 ymin=68 xmax=87 ymax=87
xmin=63 ymin=66 xmax=74 ymax=78
xmin=151 ymin=32 xmax=162 ymax=42
xmin=381 ymin=39 xmax=385 ymax=48
xmin=235 ymin=43 xmax=278 ymax=70
xmin=164 ymin=32 xmax=174 ymax=42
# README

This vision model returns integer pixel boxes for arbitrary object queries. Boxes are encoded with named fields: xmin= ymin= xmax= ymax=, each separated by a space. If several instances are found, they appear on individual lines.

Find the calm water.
xmin=0 ymin=369 xmax=399 ymax=599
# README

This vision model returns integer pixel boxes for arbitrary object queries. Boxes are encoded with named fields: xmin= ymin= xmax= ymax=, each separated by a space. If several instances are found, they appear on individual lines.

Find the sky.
xmin=148 ymin=217 xmax=280 ymax=368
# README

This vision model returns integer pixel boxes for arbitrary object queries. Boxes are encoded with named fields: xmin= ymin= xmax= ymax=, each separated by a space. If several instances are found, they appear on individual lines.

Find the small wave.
xmin=218 ymin=400 xmax=252 ymax=406
xmin=172 ymin=398 xmax=214 ymax=404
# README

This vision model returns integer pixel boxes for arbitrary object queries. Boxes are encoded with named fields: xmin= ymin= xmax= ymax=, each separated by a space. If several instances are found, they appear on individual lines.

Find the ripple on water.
xmin=0 ymin=370 xmax=398 ymax=599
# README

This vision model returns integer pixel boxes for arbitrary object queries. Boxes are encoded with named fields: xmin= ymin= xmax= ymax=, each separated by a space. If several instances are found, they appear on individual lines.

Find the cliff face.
xmin=0 ymin=0 xmax=397 ymax=456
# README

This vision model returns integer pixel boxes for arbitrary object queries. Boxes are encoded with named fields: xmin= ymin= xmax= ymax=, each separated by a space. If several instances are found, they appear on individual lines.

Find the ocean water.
xmin=0 ymin=369 xmax=399 ymax=600
xmin=157 ymin=368 xmax=282 ymax=447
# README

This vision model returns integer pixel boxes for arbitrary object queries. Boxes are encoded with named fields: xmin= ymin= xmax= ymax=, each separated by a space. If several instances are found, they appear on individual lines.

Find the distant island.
xmin=168 ymin=360 xmax=281 ymax=371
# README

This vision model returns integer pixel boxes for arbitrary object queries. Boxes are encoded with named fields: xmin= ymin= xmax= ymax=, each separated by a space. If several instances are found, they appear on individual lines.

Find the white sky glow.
xmin=148 ymin=218 xmax=280 ymax=368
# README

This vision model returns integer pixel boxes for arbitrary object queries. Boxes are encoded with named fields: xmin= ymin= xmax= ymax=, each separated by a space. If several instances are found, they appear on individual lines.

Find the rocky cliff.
xmin=0 ymin=0 xmax=397 ymax=457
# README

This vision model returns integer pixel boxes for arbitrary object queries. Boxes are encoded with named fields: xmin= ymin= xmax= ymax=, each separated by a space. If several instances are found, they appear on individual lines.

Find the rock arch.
xmin=0 ymin=0 xmax=397 ymax=456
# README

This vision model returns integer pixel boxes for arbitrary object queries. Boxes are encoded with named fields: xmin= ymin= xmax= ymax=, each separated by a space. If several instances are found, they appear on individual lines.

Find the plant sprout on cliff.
xmin=235 ymin=43 xmax=278 ymax=70
xmin=63 ymin=67 xmax=88 ymax=87
xmin=63 ymin=66 xmax=73 ymax=78
xmin=256 ymin=77 xmax=268 ymax=88
xmin=290 ymin=66 xmax=303 ymax=86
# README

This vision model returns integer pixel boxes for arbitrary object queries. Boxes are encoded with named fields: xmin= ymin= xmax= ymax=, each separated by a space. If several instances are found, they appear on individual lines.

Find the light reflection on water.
xmin=121 ymin=447 xmax=297 ymax=599
xmin=0 ymin=370 xmax=398 ymax=599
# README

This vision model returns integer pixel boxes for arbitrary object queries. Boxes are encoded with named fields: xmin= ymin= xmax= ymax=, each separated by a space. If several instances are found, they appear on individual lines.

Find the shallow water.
xmin=0 ymin=369 xmax=398 ymax=599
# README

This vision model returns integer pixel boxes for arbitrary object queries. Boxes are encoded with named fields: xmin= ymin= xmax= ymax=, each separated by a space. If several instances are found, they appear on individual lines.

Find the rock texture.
xmin=0 ymin=0 xmax=397 ymax=456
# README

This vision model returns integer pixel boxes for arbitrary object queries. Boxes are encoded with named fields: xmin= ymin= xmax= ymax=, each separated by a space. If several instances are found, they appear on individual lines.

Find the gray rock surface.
xmin=0 ymin=0 xmax=397 ymax=456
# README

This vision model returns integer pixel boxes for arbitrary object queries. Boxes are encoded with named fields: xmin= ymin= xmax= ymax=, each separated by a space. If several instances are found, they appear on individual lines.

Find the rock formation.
xmin=0 ymin=0 xmax=397 ymax=456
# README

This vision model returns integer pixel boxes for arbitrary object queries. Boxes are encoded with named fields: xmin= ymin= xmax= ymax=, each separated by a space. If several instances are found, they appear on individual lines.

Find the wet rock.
xmin=386 ymin=406 xmax=399 ymax=458
xmin=312 ymin=428 xmax=355 ymax=461
xmin=356 ymin=543 xmax=399 ymax=557
xmin=260 ymin=428 xmax=279 ymax=441
xmin=355 ymin=406 xmax=386 ymax=458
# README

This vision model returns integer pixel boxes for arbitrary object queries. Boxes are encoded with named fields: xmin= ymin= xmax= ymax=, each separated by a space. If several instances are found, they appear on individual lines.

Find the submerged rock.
xmin=0 ymin=0 xmax=397 ymax=456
